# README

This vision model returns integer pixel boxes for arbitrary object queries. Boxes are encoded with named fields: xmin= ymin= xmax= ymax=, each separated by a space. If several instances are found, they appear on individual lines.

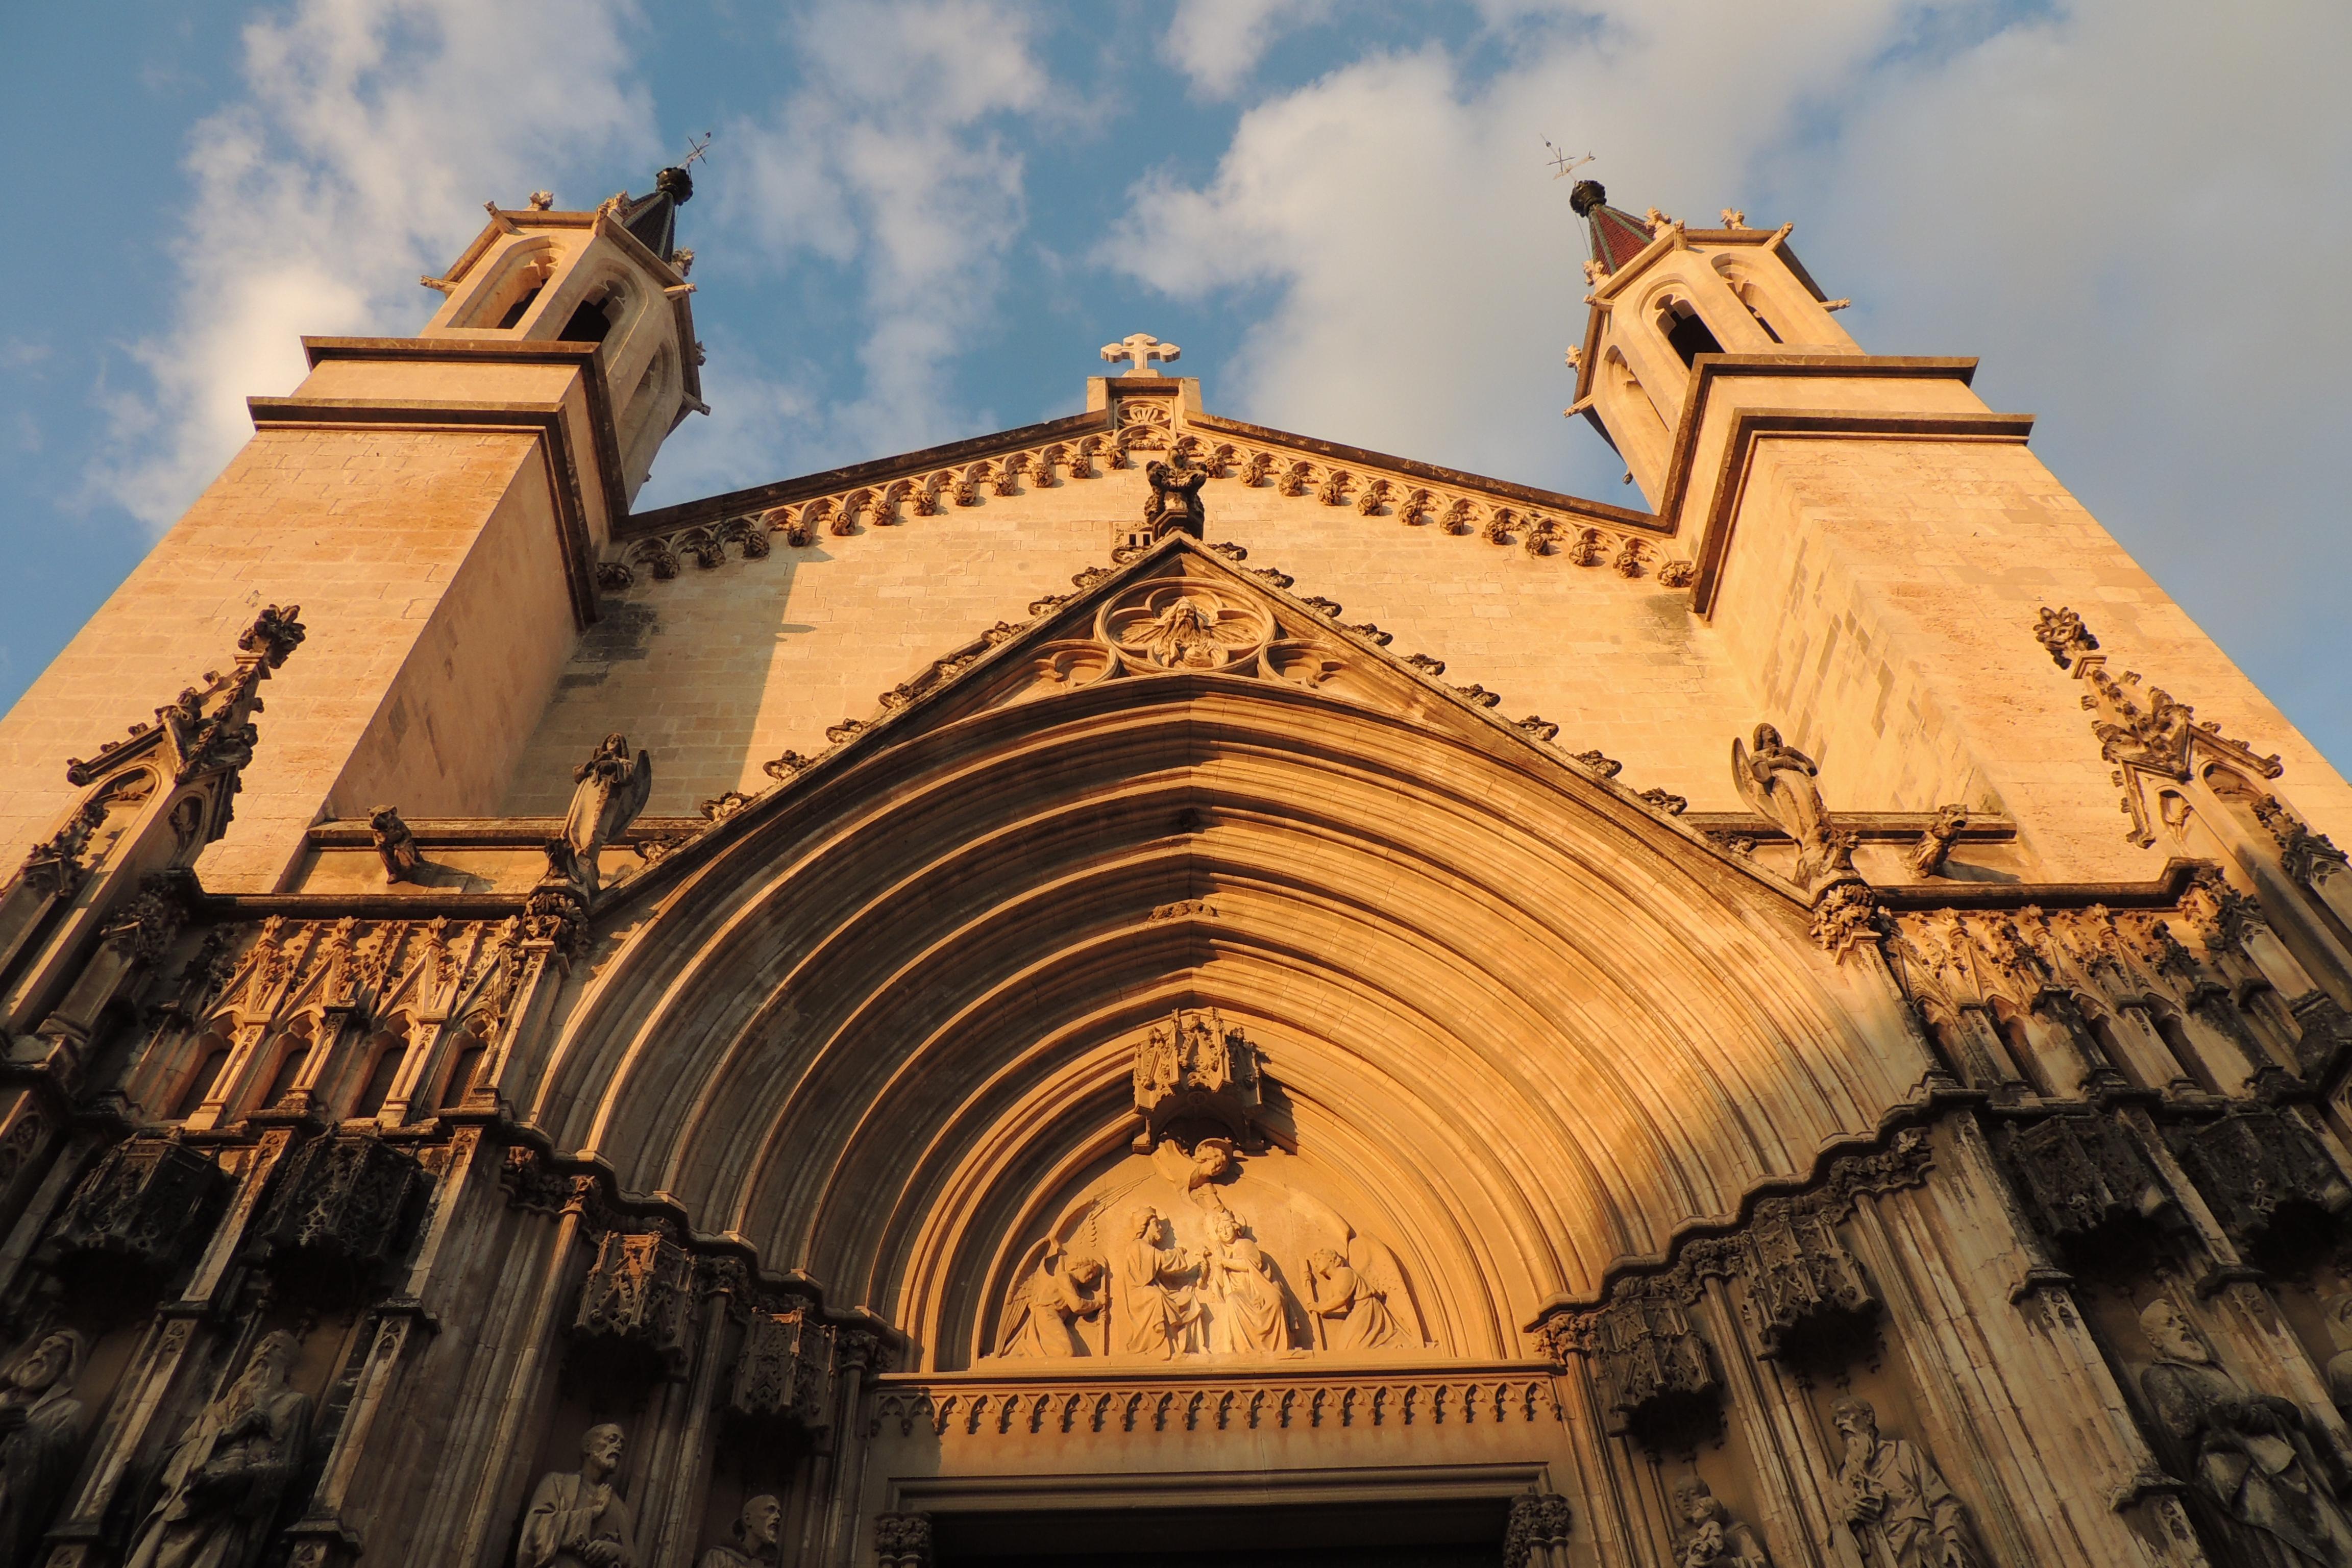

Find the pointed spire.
xmin=1567 ymin=179 xmax=1654 ymax=277
xmin=619 ymin=164 xmax=694 ymax=266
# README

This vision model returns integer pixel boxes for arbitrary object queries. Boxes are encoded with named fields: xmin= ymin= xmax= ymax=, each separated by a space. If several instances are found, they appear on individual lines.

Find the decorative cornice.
xmin=870 ymin=1365 xmax=1559 ymax=1438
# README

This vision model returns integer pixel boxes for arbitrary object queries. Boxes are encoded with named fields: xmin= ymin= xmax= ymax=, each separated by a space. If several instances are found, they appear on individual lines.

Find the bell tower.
xmin=0 ymin=167 xmax=707 ymax=891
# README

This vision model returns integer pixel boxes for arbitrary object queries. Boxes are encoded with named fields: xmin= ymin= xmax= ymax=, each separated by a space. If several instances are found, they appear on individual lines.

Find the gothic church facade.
xmin=0 ymin=167 xmax=2348 ymax=1568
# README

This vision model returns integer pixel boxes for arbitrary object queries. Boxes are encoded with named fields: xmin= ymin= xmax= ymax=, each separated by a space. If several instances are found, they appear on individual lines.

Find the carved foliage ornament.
xmin=1504 ymin=1493 xmax=1574 ymax=1568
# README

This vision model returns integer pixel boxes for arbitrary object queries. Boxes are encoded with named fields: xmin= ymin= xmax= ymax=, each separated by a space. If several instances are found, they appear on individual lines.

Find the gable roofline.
xmin=615 ymin=405 xmax=1661 ymax=545
xmin=587 ymin=534 xmax=1796 ymax=924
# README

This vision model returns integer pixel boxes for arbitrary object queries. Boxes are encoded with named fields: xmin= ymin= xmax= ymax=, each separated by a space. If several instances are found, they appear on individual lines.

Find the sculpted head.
xmin=8 ymin=1330 xmax=81 ymax=1394
xmin=241 ymin=1330 xmax=299 ymax=1394
xmin=1066 ymin=1256 xmax=1105 ymax=1288
xmin=2142 ymin=1300 xmax=2209 ymax=1364
xmin=581 ymin=1422 xmax=626 ymax=1479
xmin=1190 ymin=1139 xmax=1234 ymax=1181
xmin=1208 ymin=1210 xmax=1240 ymax=1244
xmin=736 ymin=1493 xmax=782 ymax=1550
xmin=1752 ymin=722 xmax=1784 ymax=753
xmin=1309 ymin=1247 xmax=1343 ymax=1276
xmin=1670 ymin=1477 xmax=1724 ymax=1527
xmin=1830 ymin=1396 xmax=1879 ymax=1461
xmin=1128 ymin=1208 xmax=1162 ymax=1243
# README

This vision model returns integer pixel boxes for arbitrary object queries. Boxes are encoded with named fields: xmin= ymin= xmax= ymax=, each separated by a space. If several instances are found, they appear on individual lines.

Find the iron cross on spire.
xmin=1101 ymin=332 xmax=1181 ymax=376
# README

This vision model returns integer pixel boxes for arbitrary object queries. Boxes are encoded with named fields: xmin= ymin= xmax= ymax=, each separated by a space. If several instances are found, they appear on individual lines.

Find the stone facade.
xmin=0 ymin=186 xmax=2345 ymax=1567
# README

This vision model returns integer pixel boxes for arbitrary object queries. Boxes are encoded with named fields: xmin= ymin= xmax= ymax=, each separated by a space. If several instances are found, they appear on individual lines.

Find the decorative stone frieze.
xmin=573 ymin=1231 xmax=696 ymax=1376
xmin=871 ymin=1370 xmax=1560 ymax=1438
xmin=44 ymin=1137 xmax=228 ymax=1281
xmin=246 ymin=1132 xmax=424 ymax=1278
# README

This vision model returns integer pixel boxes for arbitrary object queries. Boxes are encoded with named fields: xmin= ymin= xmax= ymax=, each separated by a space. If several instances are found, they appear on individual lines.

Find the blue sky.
xmin=5 ymin=1 xmax=2348 ymax=763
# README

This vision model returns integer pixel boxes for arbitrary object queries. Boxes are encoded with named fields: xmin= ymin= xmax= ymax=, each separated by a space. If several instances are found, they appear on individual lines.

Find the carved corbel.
xmin=2002 ymin=1114 xmax=2177 ymax=1254
xmin=573 ymin=1230 xmax=696 ymax=1376
xmin=1574 ymin=1288 xmax=1720 ymax=1439
xmin=2169 ymin=1109 xmax=2352 ymax=1253
xmin=42 ymin=1136 xmax=230 ymax=1286
xmin=730 ymin=1310 xmax=839 ymax=1430
xmin=244 ymin=1132 xmax=425 ymax=1282
xmin=1737 ymin=1197 xmax=1877 ymax=1358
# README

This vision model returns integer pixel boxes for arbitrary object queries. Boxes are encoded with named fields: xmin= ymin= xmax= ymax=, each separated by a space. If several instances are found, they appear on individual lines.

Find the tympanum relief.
xmin=989 ymin=1010 xmax=1429 ymax=1363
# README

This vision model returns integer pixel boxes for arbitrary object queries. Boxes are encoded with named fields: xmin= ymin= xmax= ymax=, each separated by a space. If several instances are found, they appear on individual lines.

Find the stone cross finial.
xmin=1101 ymin=333 xmax=1180 ymax=376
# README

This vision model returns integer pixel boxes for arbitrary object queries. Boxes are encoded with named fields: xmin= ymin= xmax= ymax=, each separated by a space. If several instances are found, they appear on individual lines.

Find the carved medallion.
xmin=1099 ymin=584 xmax=1271 ymax=673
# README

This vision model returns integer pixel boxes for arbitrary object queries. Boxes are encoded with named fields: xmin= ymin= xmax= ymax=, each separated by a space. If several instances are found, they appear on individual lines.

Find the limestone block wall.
xmin=0 ymin=423 xmax=565 ymax=892
xmin=503 ymin=470 xmax=1762 ymax=819
xmin=1709 ymin=434 xmax=2352 ymax=880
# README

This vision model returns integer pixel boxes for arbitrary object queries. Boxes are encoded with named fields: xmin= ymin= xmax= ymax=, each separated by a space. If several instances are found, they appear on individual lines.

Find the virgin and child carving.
xmin=991 ymin=1013 xmax=1425 ymax=1362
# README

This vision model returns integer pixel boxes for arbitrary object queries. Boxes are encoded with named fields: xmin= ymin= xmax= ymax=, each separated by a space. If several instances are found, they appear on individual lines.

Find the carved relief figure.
xmin=556 ymin=735 xmax=653 ymax=891
xmin=1732 ymin=723 xmax=1848 ymax=888
xmin=1142 ymin=456 xmax=1207 ymax=540
xmin=1112 ymin=1208 xmax=1199 ymax=1359
xmin=520 ymin=1423 xmax=638 ymax=1568
xmin=995 ymin=1253 xmax=1106 ymax=1358
xmin=125 ymin=1330 xmax=314 ymax=1568
xmin=1200 ymin=1209 xmax=1288 ymax=1354
xmin=2140 ymin=1300 xmax=2352 ymax=1567
xmin=0 ymin=1330 xmax=84 ymax=1568
xmin=1305 ymin=1248 xmax=1399 ymax=1353
xmin=1827 ymin=1397 xmax=1983 ymax=1568
xmin=697 ymin=1494 xmax=781 ymax=1568
xmin=1114 ymin=595 xmax=1257 ymax=671
xmin=1670 ymin=1478 xmax=1770 ymax=1568
xmin=1908 ymin=805 xmax=1969 ymax=879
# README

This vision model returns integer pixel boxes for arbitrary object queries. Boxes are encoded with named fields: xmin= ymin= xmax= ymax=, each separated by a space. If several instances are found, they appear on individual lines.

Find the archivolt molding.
xmin=596 ymin=393 xmax=1694 ymax=589
xmin=503 ymin=549 xmax=1925 ymax=1370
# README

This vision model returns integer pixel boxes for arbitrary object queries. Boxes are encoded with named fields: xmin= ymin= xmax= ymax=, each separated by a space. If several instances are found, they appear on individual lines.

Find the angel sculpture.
xmin=1142 ymin=457 xmax=1207 ymax=540
xmin=1731 ymin=723 xmax=1849 ymax=890
xmin=554 ymin=734 xmax=653 ymax=892
xmin=995 ymin=1250 xmax=1107 ymax=1358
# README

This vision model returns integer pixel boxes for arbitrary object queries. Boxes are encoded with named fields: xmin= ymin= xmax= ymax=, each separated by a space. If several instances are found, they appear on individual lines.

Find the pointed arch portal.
xmin=522 ymin=544 xmax=1924 ymax=1372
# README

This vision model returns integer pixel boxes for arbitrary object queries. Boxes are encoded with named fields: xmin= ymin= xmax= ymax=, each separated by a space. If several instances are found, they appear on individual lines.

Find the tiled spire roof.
xmin=1567 ymin=180 xmax=1654 ymax=275
xmin=620 ymin=165 xmax=694 ymax=264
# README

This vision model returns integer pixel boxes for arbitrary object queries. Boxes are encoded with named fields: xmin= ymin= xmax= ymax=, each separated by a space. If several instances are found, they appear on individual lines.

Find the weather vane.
xmin=1544 ymin=140 xmax=1594 ymax=180
xmin=681 ymin=131 xmax=715 ymax=170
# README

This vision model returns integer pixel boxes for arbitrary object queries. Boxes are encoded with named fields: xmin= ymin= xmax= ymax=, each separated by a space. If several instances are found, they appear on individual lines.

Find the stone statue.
xmin=125 ymin=1330 xmax=314 ymax=1568
xmin=0 ymin=1330 xmax=85 ymax=1568
xmin=1142 ymin=457 xmax=1207 ymax=540
xmin=1907 ymin=805 xmax=1968 ymax=879
xmin=520 ymin=1423 xmax=638 ymax=1568
xmin=1669 ymin=1477 xmax=1770 ymax=1568
xmin=1305 ymin=1248 xmax=1399 ymax=1353
xmin=697 ymin=1493 xmax=781 ymax=1567
xmin=1200 ymin=1209 xmax=1287 ymax=1355
xmin=1732 ymin=723 xmax=1849 ymax=889
xmin=1827 ymin=1396 xmax=1983 ymax=1568
xmin=1112 ymin=1208 xmax=1199 ymax=1359
xmin=995 ymin=1253 xmax=1106 ymax=1358
xmin=2140 ymin=1299 xmax=2352 ymax=1567
xmin=556 ymin=735 xmax=653 ymax=892
xmin=369 ymin=805 xmax=421 ymax=883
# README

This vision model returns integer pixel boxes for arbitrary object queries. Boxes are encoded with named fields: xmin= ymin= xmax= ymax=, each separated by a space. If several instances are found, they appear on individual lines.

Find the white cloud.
xmin=1108 ymin=1 xmax=1907 ymax=481
xmin=710 ymin=0 xmax=1047 ymax=461
xmin=95 ymin=0 xmax=656 ymax=530
xmin=1163 ymin=0 xmax=1334 ymax=98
